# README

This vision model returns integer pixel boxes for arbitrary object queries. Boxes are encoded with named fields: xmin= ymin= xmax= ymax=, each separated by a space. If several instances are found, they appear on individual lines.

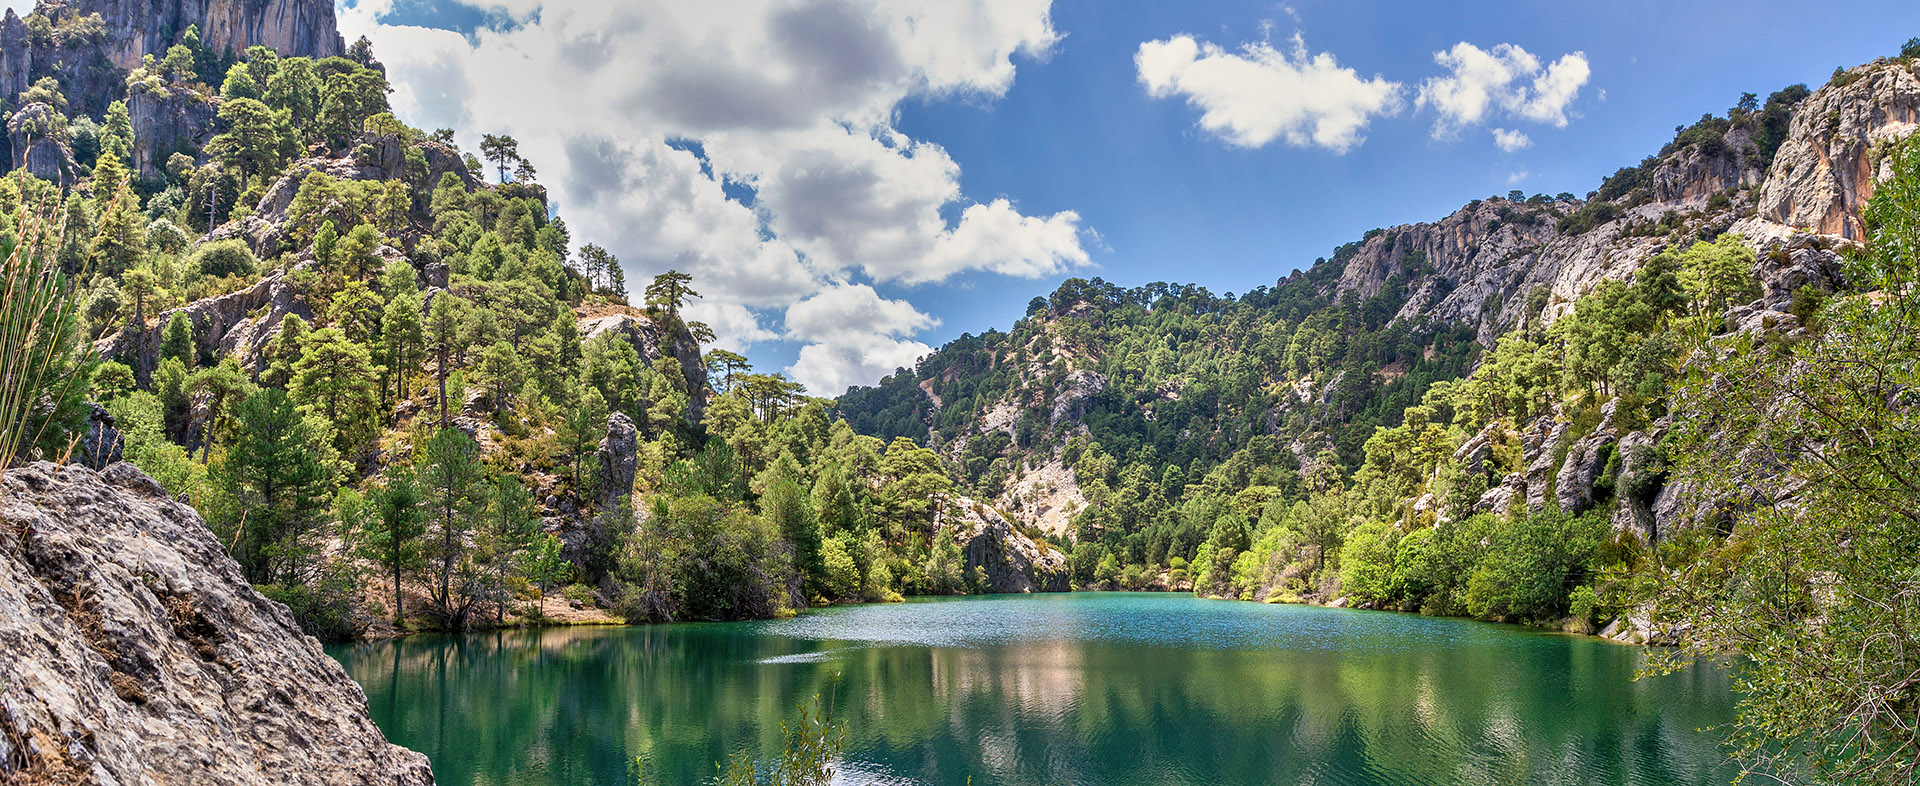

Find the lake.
xmin=326 ymin=592 xmax=1738 ymax=785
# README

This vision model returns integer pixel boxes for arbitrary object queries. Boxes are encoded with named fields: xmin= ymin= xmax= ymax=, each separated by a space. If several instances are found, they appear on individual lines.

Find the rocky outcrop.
xmin=934 ymin=497 xmax=1070 ymax=593
xmin=92 ymin=264 xmax=313 ymax=383
xmin=126 ymin=80 xmax=219 ymax=180
xmin=1049 ymin=369 xmax=1107 ymax=426
xmin=248 ymin=136 xmax=476 ymax=255
xmin=579 ymin=311 xmax=710 ymax=423
xmin=994 ymin=455 xmax=1087 ymax=539
xmin=1 ymin=9 xmax=31 ymax=104
xmin=0 ymin=461 xmax=432 ymax=785
xmin=1758 ymin=61 xmax=1920 ymax=239
xmin=73 ymin=402 xmax=124 ymax=470
xmin=595 ymin=412 xmax=638 ymax=510
xmin=33 ymin=0 xmax=343 ymax=71
xmin=7 ymin=102 xmax=79 ymax=185
xmin=1646 ymin=125 xmax=1767 ymax=203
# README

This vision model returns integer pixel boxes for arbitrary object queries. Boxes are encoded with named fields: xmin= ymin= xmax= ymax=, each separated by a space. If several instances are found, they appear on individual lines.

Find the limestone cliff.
xmin=31 ymin=0 xmax=343 ymax=71
xmin=934 ymin=497 xmax=1070 ymax=593
xmin=0 ymin=462 xmax=432 ymax=785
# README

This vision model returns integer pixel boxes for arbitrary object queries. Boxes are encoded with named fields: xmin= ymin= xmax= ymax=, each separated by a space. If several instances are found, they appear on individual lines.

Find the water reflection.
xmin=328 ymin=593 xmax=1737 ymax=786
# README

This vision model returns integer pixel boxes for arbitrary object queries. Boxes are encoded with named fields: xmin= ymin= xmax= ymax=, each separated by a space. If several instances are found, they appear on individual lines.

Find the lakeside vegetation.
xmin=6 ymin=13 xmax=1920 ymax=785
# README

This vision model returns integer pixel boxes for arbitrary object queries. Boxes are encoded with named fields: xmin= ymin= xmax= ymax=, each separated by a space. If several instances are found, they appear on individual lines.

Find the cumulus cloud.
xmin=1416 ymin=42 xmax=1589 ymax=137
xmin=343 ymin=0 xmax=1085 ymax=390
xmin=1491 ymin=128 xmax=1531 ymax=152
xmin=784 ymin=284 xmax=938 ymax=394
xmin=1135 ymin=33 xmax=1403 ymax=152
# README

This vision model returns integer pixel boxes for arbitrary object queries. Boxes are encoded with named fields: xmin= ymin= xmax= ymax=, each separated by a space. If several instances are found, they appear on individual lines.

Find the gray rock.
xmin=1555 ymin=430 xmax=1617 ymax=515
xmin=1050 ymin=370 xmax=1107 ymax=426
xmin=0 ymin=461 xmax=432 ymax=784
xmin=1522 ymin=414 xmax=1566 ymax=511
xmin=1475 ymin=473 xmax=1527 ymax=516
xmin=579 ymin=312 xmax=710 ymax=423
xmin=126 ymin=81 xmax=219 ymax=180
xmin=6 ymin=102 xmax=79 ymax=185
xmin=73 ymin=402 xmax=124 ymax=470
xmin=1758 ymin=60 xmax=1920 ymax=240
xmin=933 ymin=497 xmax=1069 ymax=593
xmin=92 ymin=263 xmax=314 ymax=383
xmin=595 ymin=411 xmax=638 ymax=510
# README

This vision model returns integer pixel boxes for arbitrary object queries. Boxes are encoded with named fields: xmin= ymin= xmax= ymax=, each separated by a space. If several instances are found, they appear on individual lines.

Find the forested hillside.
xmin=838 ymin=41 xmax=1920 ymax=632
xmin=1 ymin=0 xmax=1065 ymax=642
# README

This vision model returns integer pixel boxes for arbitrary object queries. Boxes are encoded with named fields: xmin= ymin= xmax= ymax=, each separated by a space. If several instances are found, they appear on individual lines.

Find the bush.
xmin=1337 ymin=522 xmax=1399 ymax=605
xmin=259 ymin=567 xmax=365 ymax=641
xmin=189 ymin=238 xmax=259 ymax=279
xmin=1568 ymin=585 xmax=1599 ymax=627
xmin=561 ymin=583 xmax=597 ymax=605
xmin=1557 ymin=201 xmax=1622 ymax=235
xmin=1463 ymin=510 xmax=1607 ymax=623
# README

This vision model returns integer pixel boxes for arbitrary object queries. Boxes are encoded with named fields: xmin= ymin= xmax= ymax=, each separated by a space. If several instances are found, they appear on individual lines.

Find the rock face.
xmin=595 ymin=412 xmax=639 ymax=510
xmin=33 ymin=0 xmax=343 ymax=71
xmin=93 ymin=264 xmax=312 ymax=383
xmin=1759 ymin=61 xmax=1920 ymax=239
xmin=579 ymin=311 xmax=711 ymax=423
xmin=934 ymin=497 xmax=1070 ymax=593
xmin=126 ymin=80 xmax=220 ymax=180
xmin=0 ymin=461 xmax=432 ymax=785
xmin=6 ymin=102 xmax=79 ymax=185
xmin=0 ymin=9 xmax=31 ymax=104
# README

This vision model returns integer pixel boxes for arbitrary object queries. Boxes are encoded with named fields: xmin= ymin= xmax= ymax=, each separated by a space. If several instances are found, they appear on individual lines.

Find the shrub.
xmin=189 ymin=238 xmax=259 ymax=279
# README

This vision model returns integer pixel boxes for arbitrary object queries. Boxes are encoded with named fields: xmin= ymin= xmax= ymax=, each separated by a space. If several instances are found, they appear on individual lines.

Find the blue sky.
xmin=341 ymin=0 xmax=1920 ymax=395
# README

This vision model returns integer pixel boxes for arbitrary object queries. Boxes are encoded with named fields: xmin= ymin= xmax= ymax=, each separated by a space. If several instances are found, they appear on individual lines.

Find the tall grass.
xmin=0 ymin=184 xmax=88 ymax=482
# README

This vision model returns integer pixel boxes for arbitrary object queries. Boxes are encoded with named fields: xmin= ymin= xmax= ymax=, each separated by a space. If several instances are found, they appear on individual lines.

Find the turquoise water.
xmin=326 ymin=593 xmax=1737 ymax=785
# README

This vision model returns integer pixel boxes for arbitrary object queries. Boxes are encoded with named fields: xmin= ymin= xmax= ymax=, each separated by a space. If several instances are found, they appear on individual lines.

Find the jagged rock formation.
xmin=595 ymin=412 xmax=639 ymax=511
xmin=1759 ymin=60 xmax=1920 ymax=238
xmin=0 ymin=462 xmax=432 ymax=785
xmin=126 ymin=80 xmax=219 ymax=180
xmin=580 ymin=311 xmax=711 ymax=423
xmin=934 ymin=497 xmax=1070 ymax=593
xmin=33 ymin=0 xmax=343 ymax=71
xmin=0 ymin=10 xmax=32 ymax=106
xmin=92 ymin=264 xmax=313 ymax=383
xmin=6 ymin=102 xmax=78 ymax=184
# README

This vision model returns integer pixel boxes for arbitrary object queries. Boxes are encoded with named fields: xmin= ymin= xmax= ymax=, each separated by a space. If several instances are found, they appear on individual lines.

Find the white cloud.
xmin=785 ymin=284 xmax=937 ymax=341
xmin=1416 ymin=42 xmax=1589 ymax=137
xmin=1491 ymin=128 xmax=1531 ymax=152
xmin=783 ymin=284 xmax=938 ymax=394
xmin=1505 ymin=169 xmax=1529 ymax=185
xmin=348 ymin=0 xmax=1084 ymax=389
xmin=789 ymin=333 xmax=934 ymax=397
xmin=1136 ymin=33 xmax=1402 ymax=152
xmin=682 ymin=301 xmax=779 ymax=353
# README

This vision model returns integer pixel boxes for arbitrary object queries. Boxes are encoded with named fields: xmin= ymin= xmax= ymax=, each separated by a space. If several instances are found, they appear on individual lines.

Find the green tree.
xmin=427 ymin=294 xmax=470 ymax=425
xmin=160 ymin=311 xmax=195 ymax=369
xmin=223 ymin=387 xmax=335 ymax=586
xmin=359 ymin=467 xmax=426 ymax=626
xmin=418 ymin=427 xmax=487 ymax=628
xmin=209 ymin=98 xmax=295 ymax=184
xmin=288 ymin=327 xmax=383 ymax=456
xmin=644 ymin=269 xmax=698 ymax=317
xmin=380 ymin=293 xmax=425 ymax=405
xmin=1659 ymin=140 xmax=1920 ymax=785
xmin=1677 ymin=233 xmax=1759 ymax=316
xmin=480 ymin=473 xmax=543 ymax=624
xmin=479 ymin=134 xmax=521 ymax=184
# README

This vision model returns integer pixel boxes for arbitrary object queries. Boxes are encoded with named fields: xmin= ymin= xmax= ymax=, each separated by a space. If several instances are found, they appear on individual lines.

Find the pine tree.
xmin=418 ymin=427 xmax=486 ymax=628
xmin=224 ymin=387 xmax=335 ymax=586
xmin=359 ymin=468 xmax=426 ymax=626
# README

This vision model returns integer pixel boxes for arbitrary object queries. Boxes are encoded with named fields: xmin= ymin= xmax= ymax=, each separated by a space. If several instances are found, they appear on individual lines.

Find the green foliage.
xmin=187 ymin=238 xmax=259 ymax=279
xmin=1658 ymin=139 xmax=1920 ymax=785
xmin=220 ymin=387 xmax=336 ymax=586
